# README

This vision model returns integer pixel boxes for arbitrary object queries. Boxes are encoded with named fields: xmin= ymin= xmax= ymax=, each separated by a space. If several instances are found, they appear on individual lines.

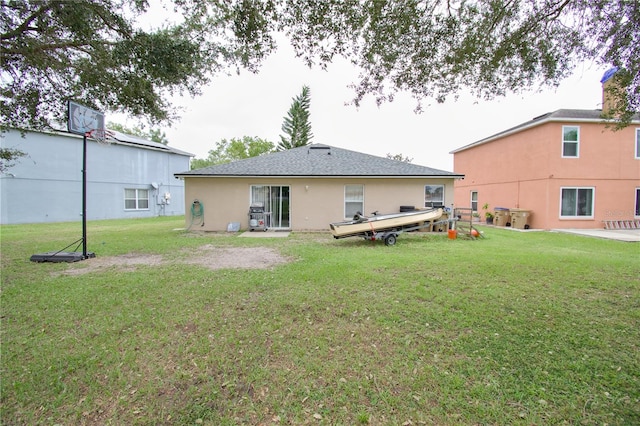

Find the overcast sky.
xmin=115 ymin=7 xmax=609 ymax=172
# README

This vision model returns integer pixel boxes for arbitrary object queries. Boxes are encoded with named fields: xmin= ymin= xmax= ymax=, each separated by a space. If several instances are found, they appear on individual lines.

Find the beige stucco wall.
xmin=454 ymin=122 xmax=640 ymax=229
xmin=182 ymin=176 xmax=457 ymax=231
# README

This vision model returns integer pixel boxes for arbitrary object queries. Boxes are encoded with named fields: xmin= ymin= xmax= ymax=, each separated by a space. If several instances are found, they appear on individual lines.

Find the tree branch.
xmin=0 ymin=2 xmax=55 ymax=41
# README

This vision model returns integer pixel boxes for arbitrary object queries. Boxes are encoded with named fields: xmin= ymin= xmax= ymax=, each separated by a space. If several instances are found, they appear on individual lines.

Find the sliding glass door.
xmin=251 ymin=185 xmax=290 ymax=229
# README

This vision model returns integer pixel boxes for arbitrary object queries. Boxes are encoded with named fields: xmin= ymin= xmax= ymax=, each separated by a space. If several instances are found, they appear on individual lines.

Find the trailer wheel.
xmin=384 ymin=234 xmax=397 ymax=246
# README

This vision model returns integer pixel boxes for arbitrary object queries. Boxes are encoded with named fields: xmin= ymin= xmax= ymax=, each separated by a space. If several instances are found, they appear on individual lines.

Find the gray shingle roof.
xmin=109 ymin=130 xmax=193 ymax=157
xmin=450 ymin=109 xmax=640 ymax=154
xmin=175 ymin=144 xmax=461 ymax=178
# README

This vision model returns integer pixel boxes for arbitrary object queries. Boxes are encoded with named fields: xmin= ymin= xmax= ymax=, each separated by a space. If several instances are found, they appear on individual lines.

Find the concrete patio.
xmin=551 ymin=228 xmax=640 ymax=242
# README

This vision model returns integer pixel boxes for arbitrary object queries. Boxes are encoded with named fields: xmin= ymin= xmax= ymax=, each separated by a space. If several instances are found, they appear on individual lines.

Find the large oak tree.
xmin=2 ymin=0 xmax=638 ymax=133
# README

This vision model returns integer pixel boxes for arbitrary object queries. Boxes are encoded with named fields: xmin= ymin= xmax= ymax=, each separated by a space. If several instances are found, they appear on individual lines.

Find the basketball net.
xmin=86 ymin=129 xmax=115 ymax=145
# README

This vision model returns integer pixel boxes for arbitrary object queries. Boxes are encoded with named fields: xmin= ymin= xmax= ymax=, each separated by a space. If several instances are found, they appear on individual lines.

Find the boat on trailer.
xmin=330 ymin=208 xmax=444 ymax=245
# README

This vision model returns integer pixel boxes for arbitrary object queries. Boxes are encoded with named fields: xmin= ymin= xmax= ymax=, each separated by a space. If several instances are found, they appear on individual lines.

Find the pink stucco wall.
xmin=453 ymin=120 xmax=640 ymax=229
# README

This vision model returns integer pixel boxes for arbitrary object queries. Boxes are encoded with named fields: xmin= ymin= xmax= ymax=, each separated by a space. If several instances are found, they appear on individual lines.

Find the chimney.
xmin=600 ymin=67 xmax=622 ymax=116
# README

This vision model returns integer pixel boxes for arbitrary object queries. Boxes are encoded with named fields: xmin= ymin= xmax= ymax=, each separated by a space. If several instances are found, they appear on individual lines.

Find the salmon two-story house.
xmin=451 ymin=74 xmax=640 ymax=230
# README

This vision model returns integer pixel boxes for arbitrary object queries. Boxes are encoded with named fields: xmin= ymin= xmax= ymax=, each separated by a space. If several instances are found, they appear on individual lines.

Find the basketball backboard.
xmin=67 ymin=101 xmax=105 ymax=135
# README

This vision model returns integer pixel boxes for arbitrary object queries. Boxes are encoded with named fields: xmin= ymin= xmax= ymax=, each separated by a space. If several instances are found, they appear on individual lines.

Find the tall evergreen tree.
xmin=278 ymin=86 xmax=313 ymax=151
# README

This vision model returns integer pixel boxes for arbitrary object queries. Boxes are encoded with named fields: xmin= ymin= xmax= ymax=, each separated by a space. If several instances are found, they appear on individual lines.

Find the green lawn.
xmin=1 ymin=217 xmax=639 ymax=425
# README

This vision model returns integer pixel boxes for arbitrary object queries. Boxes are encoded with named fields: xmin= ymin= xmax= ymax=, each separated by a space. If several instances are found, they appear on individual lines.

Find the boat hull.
xmin=330 ymin=208 xmax=443 ymax=238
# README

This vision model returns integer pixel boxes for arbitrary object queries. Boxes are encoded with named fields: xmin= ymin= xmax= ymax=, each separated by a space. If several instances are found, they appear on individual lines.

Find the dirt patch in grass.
xmin=60 ymin=246 xmax=291 ymax=276
xmin=181 ymin=245 xmax=290 ymax=270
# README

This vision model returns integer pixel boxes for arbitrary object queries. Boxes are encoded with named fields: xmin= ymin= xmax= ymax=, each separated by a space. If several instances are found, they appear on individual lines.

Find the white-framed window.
xmin=562 ymin=125 xmax=580 ymax=158
xmin=560 ymin=187 xmax=594 ymax=218
xmin=124 ymin=188 xmax=149 ymax=210
xmin=424 ymin=185 xmax=444 ymax=207
xmin=470 ymin=191 xmax=478 ymax=212
xmin=635 ymin=128 xmax=639 ymax=159
xmin=345 ymin=184 xmax=364 ymax=218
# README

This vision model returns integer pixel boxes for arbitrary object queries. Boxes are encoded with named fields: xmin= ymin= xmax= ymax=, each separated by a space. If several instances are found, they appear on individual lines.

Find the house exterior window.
xmin=636 ymin=188 xmax=640 ymax=217
xmin=345 ymin=184 xmax=364 ymax=218
xmin=425 ymin=185 xmax=444 ymax=207
xmin=636 ymin=128 xmax=640 ymax=159
xmin=562 ymin=126 xmax=579 ymax=158
xmin=470 ymin=191 xmax=478 ymax=212
xmin=124 ymin=188 xmax=149 ymax=210
xmin=560 ymin=187 xmax=594 ymax=218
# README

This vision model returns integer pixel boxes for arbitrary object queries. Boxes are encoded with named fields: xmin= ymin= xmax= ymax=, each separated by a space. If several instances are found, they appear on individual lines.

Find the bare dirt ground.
xmin=61 ymin=245 xmax=291 ymax=276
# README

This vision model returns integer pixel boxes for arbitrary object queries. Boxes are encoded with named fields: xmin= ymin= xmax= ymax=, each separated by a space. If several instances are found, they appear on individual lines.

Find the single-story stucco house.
xmin=174 ymin=144 xmax=464 ymax=232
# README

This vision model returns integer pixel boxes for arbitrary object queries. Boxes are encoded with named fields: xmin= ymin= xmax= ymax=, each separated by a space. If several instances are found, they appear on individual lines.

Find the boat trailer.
xmin=330 ymin=208 xmax=454 ymax=246
xmin=357 ymin=218 xmax=454 ymax=246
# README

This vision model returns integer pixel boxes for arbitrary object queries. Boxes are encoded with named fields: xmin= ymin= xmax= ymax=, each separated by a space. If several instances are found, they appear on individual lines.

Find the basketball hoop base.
xmin=30 ymin=251 xmax=95 ymax=263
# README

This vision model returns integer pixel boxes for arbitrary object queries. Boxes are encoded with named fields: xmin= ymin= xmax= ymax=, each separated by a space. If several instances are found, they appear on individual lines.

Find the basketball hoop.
xmin=86 ymin=128 xmax=115 ymax=145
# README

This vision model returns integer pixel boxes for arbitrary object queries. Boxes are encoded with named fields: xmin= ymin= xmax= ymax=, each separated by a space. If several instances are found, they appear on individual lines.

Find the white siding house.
xmin=1 ymin=129 xmax=192 ymax=224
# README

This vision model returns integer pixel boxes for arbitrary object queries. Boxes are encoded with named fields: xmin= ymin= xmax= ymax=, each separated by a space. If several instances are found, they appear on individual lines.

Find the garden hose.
xmin=188 ymin=199 xmax=204 ymax=229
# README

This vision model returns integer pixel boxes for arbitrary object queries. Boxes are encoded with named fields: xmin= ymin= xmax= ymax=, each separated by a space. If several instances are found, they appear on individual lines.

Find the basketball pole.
xmin=82 ymin=131 xmax=88 ymax=259
xmin=30 ymin=101 xmax=99 ymax=263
